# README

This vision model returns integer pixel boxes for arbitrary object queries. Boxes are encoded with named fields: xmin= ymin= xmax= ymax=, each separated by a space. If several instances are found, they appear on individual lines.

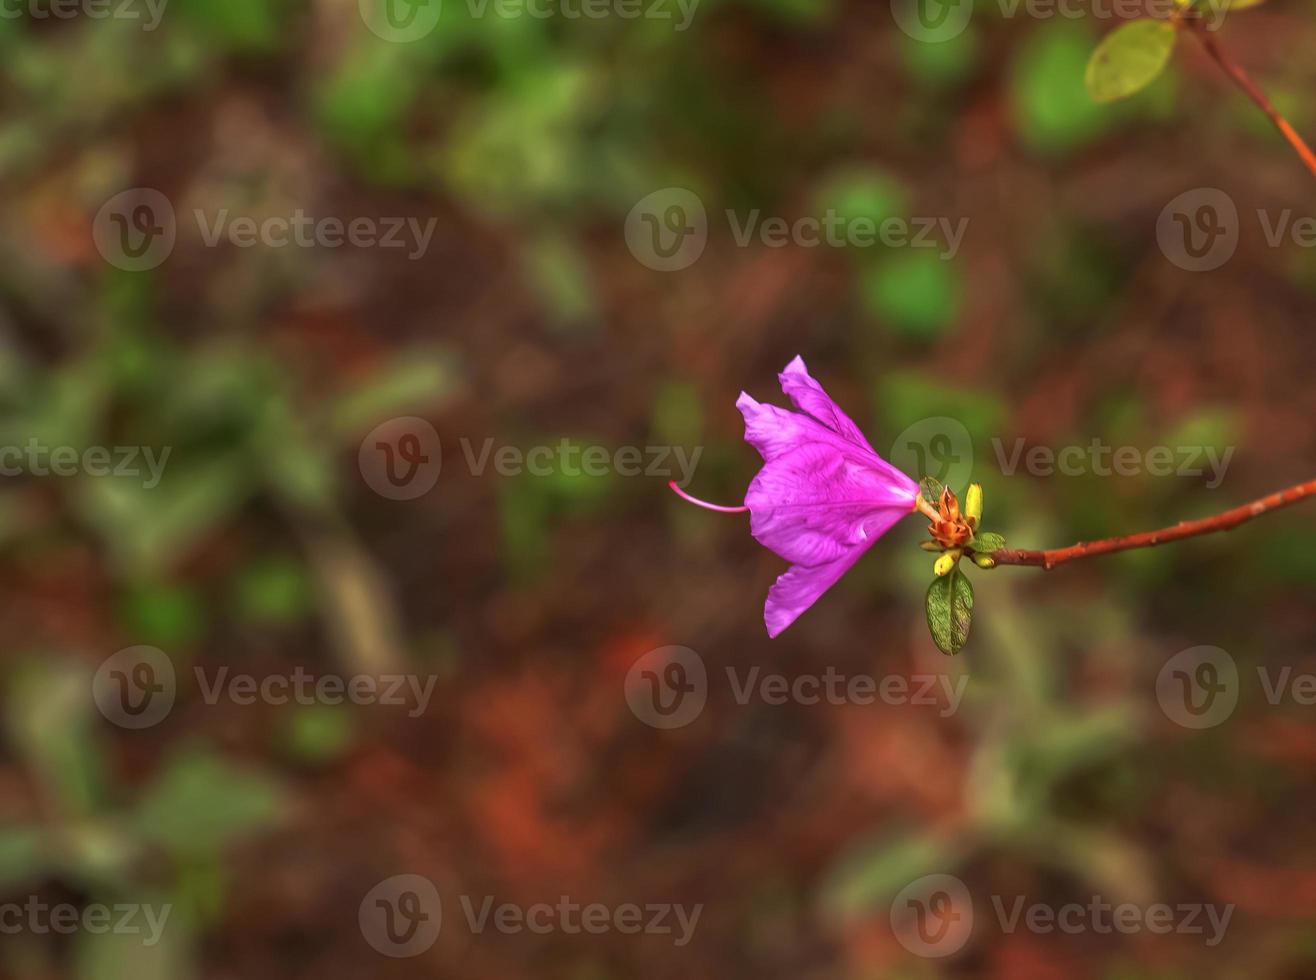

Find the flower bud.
xmin=972 ymin=552 xmax=996 ymax=569
xmin=934 ymin=550 xmax=961 ymax=576
xmin=964 ymin=483 xmax=983 ymax=528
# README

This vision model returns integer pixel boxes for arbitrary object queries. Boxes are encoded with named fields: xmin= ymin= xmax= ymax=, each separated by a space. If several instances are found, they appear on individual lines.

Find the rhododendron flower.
xmin=671 ymin=356 xmax=921 ymax=637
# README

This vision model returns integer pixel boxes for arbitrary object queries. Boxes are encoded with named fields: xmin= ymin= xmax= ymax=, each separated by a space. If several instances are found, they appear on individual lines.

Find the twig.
xmin=1183 ymin=17 xmax=1316 ymax=179
xmin=992 ymin=477 xmax=1316 ymax=569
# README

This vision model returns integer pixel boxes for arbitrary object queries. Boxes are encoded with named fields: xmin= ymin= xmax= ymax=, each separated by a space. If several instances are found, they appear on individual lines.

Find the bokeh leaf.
xmin=131 ymin=750 xmax=285 ymax=861
xmin=926 ymin=569 xmax=974 ymax=655
xmin=1086 ymin=20 xmax=1177 ymax=103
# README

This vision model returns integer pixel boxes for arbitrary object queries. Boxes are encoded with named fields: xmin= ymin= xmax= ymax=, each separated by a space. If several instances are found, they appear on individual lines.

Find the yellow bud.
xmin=934 ymin=550 xmax=961 ymax=576
xmin=964 ymin=483 xmax=983 ymax=527
xmin=972 ymin=552 xmax=996 ymax=569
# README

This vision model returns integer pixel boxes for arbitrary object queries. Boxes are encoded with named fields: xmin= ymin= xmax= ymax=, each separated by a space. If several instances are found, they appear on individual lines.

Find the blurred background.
xmin=2 ymin=0 xmax=1316 ymax=976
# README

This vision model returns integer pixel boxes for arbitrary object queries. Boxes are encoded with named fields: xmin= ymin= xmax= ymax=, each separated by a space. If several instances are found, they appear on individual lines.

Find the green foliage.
xmin=1085 ymin=19 xmax=1178 ymax=103
xmin=878 ymin=371 xmax=1007 ymax=448
xmin=120 ymin=583 xmax=207 ymax=649
xmin=969 ymin=531 xmax=1007 ymax=553
xmin=860 ymin=250 xmax=962 ymax=339
xmin=900 ymin=27 xmax=980 ymax=87
xmin=812 ymin=168 xmax=908 ymax=230
xmin=926 ymin=567 xmax=974 ymax=655
xmin=1011 ymin=23 xmax=1114 ymax=154
xmin=130 ymin=749 xmax=286 ymax=861
xmin=230 ymin=557 xmax=316 ymax=627
xmin=280 ymin=706 xmax=356 ymax=765
xmin=820 ymin=831 xmax=957 ymax=920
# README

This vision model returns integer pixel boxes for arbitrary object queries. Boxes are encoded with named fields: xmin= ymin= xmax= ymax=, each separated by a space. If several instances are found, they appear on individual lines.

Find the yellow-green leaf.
xmin=1085 ymin=19 xmax=1177 ymax=103
xmin=926 ymin=569 xmax=974 ymax=656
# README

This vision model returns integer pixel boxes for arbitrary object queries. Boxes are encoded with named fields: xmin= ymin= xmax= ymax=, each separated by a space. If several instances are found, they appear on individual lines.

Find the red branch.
xmin=992 ymin=478 xmax=1316 ymax=569
xmin=1184 ymin=18 xmax=1316 ymax=180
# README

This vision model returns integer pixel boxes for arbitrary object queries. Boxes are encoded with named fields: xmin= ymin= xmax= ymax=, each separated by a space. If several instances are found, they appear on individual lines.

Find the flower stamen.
xmin=668 ymin=480 xmax=749 ymax=514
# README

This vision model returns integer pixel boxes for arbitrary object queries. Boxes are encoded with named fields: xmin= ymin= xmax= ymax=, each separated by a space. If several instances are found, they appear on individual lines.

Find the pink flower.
xmin=672 ymin=356 xmax=920 ymax=637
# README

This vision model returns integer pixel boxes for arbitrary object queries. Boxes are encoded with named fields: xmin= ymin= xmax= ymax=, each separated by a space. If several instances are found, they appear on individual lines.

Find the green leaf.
xmin=74 ymin=904 xmax=193 ymax=980
xmin=819 ymin=831 xmax=954 ymax=920
xmin=860 ymin=251 xmax=962 ymax=340
xmin=1085 ymin=20 xmax=1177 ymax=103
xmin=926 ymin=570 xmax=974 ymax=656
xmin=131 ymin=750 xmax=285 ymax=861
xmin=330 ymin=350 xmax=453 ymax=438
xmin=918 ymin=476 xmax=944 ymax=503
xmin=969 ymin=531 xmax=1007 ymax=553
xmin=0 ymin=826 xmax=49 ymax=889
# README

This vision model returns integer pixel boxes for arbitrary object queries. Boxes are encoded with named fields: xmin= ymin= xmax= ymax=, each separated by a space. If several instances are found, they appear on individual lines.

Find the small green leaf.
xmin=926 ymin=569 xmax=974 ymax=656
xmin=1086 ymin=19 xmax=1178 ymax=103
xmin=918 ymin=476 xmax=944 ymax=502
xmin=969 ymin=531 xmax=1007 ymax=553
xmin=131 ymin=749 xmax=285 ymax=860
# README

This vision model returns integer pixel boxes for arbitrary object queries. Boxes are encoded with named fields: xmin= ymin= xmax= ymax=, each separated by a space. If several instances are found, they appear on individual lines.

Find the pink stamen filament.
xmin=668 ymin=480 xmax=749 ymax=514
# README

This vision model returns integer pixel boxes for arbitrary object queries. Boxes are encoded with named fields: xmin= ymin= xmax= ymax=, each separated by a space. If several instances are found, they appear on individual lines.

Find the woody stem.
xmin=991 ymin=478 xmax=1316 ymax=569
xmin=1183 ymin=17 xmax=1316 ymax=179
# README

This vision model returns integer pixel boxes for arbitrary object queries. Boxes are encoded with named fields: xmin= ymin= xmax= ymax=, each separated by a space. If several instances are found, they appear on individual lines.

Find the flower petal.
xmin=777 ymin=356 xmax=873 ymax=451
xmin=762 ymin=511 xmax=905 ymax=637
xmin=745 ymin=442 xmax=916 ymax=565
xmin=736 ymin=391 xmax=856 ymax=465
